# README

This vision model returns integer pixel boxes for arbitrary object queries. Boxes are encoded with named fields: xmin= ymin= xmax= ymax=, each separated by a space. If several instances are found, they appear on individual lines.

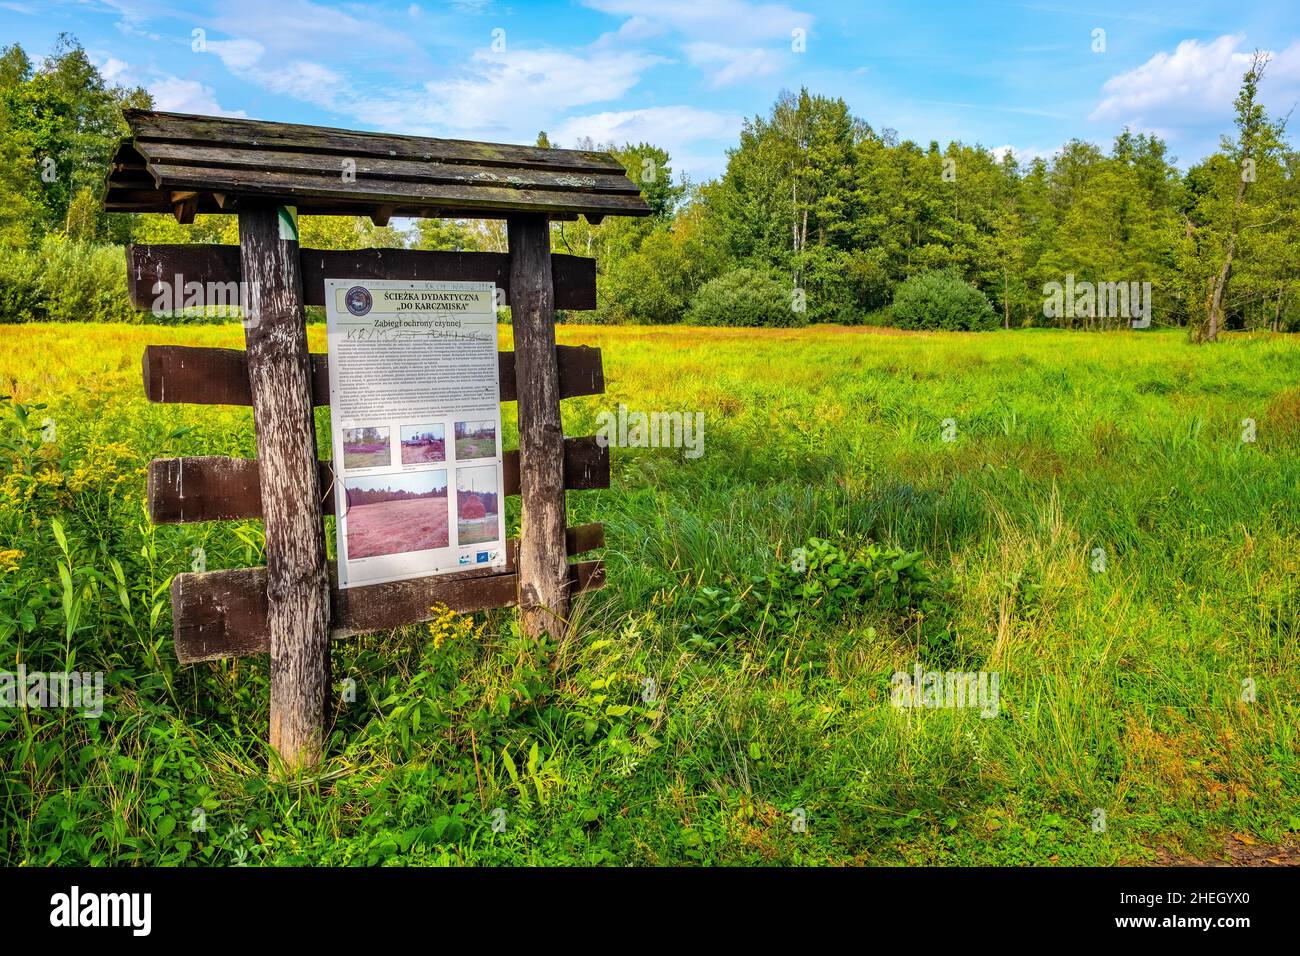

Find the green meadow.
xmin=1 ymin=321 xmax=1297 ymax=865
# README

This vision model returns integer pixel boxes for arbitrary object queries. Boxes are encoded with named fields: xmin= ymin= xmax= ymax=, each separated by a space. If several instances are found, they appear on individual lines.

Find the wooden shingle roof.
xmin=105 ymin=110 xmax=652 ymax=223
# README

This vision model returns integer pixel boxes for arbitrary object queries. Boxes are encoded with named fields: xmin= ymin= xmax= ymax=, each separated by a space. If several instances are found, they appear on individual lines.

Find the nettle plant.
xmin=684 ymin=535 xmax=959 ymax=661
xmin=781 ymin=536 xmax=931 ymax=615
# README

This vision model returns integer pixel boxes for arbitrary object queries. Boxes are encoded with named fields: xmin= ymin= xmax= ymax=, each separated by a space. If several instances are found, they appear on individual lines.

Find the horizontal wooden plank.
xmin=172 ymin=557 xmax=606 ymax=662
xmin=502 ymin=435 xmax=609 ymax=501
xmin=105 ymin=188 xmax=225 ymax=216
xmin=138 ymin=142 xmax=643 ymax=195
xmin=106 ymin=190 xmax=591 ymax=222
xmin=105 ymin=170 xmax=154 ymax=189
xmin=506 ymin=522 xmax=604 ymax=568
xmin=127 ymin=244 xmax=597 ymax=312
xmin=127 ymin=110 xmax=626 ymax=174
xmin=148 ymin=455 xmax=273 ymax=524
xmin=141 ymin=343 xmax=602 ymax=406
xmin=142 ymin=344 xmax=320 ymax=407
xmin=147 ymin=436 xmax=609 ymax=524
xmin=142 ymin=163 xmax=652 ymax=218
xmin=502 ymin=346 xmax=605 ymax=404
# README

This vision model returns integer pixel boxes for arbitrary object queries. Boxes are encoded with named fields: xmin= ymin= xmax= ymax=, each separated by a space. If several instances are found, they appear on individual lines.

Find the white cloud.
xmin=149 ymin=76 xmax=248 ymax=117
xmin=262 ymin=61 xmax=348 ymax=109
xmin=1090 ymin=34 xmax=1300 ymax=127
xmin=553 ymin=105 xmax=742 ymax=181
xmin=585 ymin=0 xmax=810 ymax=89
xmin=348 ymin=47 xmax=668 ymax=140
xmin=206 ymin=37 xmax=347 ymax=111
xmin=684 ymin=42 xmax=782 ymax=88
xmin=207 ymin=0 xmax=429 ymax=75
xmin=95 ymin=0 xmax=163 ymax=41
xmin=990 ymin=143 xmax=1058 ymax=166
xmin=193 ymin=0 xmax=667 ymax=138
xmin=609 ymin=16 xmax=663 ymax=42
xmin=584 ymin=0 xmax=811 ymax=44
xmin=206 ymin=39 xmax=264 ymax=72
xmin=92 ymin=52 xmax=246 ymax=117
xmin=437 ymin=49 xmax=665 ymax=127
xmin=83 ymin=0 xmax=740 ymax=184
xmin=98 ymin=57 xmax=131 ymax=84
xmin=554 ymin=104 xmax=741 ymax=145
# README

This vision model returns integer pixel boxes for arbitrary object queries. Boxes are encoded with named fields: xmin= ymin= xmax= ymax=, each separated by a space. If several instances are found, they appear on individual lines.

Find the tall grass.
xmin=1 ymin=322 xmax=1297 ymax=865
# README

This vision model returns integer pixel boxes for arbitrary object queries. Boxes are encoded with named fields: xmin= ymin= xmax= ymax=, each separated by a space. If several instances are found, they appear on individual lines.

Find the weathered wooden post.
xmin=238 ymin=202 xmax=331 ymax=772
xmin=508 ymin=214 xmax=570 ymax=641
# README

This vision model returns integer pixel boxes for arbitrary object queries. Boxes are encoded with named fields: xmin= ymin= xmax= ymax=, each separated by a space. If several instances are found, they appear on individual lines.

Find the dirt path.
xmin=1142 ymin=835 xmax=1300 ymax=867
xmin=456 ymin=436 xmax=495 ymax=459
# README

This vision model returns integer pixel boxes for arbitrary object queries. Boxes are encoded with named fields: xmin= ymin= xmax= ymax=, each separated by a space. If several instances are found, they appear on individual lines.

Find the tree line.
xmin=346 ymin=483 xmax=447 ymax=507
xmin=587 ymin=54 xmax=1295 ymax=338
xmin=1 ymin=34 xmax=1295 ymax=338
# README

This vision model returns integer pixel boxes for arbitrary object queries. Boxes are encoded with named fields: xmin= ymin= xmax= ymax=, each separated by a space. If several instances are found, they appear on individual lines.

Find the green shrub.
xmin=683 ymin=535 xmax=958 ymax=664
xmin=889 ymin=269 xmax=998 ymax=331
xmin=794 ymin=246 xmax=857 ymax=324
xmin=0 ymin=243 xmax=43 ymax=323
xmin=594 ymin=219 xmax=725 ymax=325
xmin=0 ymin=236 xmax=137 ymax=324
xmin=685 ymin=267 xmax=807 ymax=328
xmin=596 ymin=246 xmax=691 ymax=325
xmin=856 ymin=306 xmax=892 ymax=327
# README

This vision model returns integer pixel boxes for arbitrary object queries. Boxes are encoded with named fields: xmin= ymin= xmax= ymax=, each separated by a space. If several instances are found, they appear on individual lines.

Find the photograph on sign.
xmin=325 ymin=279 xmax=507 ymax=588
xmin=342 ymin=425 xmax=391 ymax=469
xmin=400 ymin=423 xmax=446 ymax=464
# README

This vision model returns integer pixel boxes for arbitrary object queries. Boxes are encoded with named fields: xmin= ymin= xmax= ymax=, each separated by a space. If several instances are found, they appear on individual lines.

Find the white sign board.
xmin=324 ymin=279 xmax=507 ymax=589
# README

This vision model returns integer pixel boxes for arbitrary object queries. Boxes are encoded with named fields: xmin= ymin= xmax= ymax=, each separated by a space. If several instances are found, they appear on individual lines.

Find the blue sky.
xmin=4 ymin=1 xmax=1299 ymax=181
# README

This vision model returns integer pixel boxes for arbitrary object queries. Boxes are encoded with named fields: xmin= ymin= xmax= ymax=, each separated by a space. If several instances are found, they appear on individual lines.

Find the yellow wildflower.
xmin=426 ymin=603 xmax=485 ymax=650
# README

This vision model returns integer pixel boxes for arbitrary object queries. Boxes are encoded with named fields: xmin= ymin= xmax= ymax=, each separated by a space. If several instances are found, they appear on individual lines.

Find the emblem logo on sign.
xmin=345 ymin=286 xmax=373 ymax=316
